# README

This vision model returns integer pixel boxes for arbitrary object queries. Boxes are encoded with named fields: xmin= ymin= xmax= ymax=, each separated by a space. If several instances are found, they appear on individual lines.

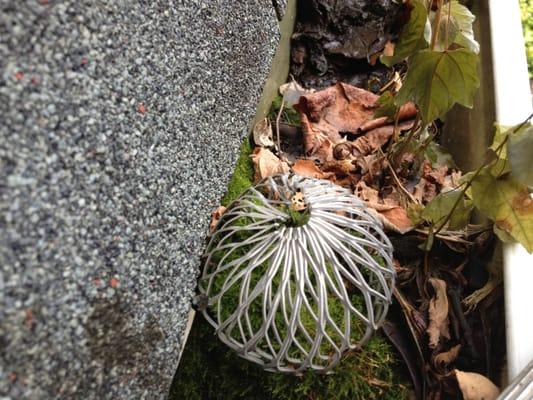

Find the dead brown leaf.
xmin=209 ymin=206 xmax=226 ymax=234
xmin=377 ymin=206 xmax=414 ymax=234
xmin=427 ymin=278 xmax=451 ymax=349
xmin=454 ymin=370 xmax=500 ymax=400
xmin=251 ymin=147 xmax=290 ymax=182
xmin=433 ymin=344 xmax=461 ymax=370
xmin=292 ymin=159 xmax=334 ymax=180
xmin=361 ymin=102 xmax=417 ymax=132
xmin=383 ymin=40 xmax=395 ymax=57
xmin=354 ymin=180 xmax=414 ymax=233
xmin=253 ymin=118 xmax=275 ymax=147
xmin=296 ymin=83 xmax=379 ymax=160
xmin=353 ymin=120 xmax=415 ymax=156
xmin=299 ymin=113 xmax=338 ymax=162
xmin=322 ymin=159 xmax=356 ymax=177
xmin=355 ymin=181 xmax=380 ymax=203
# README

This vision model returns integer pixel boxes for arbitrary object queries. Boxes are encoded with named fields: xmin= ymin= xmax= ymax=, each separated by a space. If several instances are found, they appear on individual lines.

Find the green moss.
xmin=221 ymin=138 xmax=255 ymax=207
xmin=268 ymin=95 xmax=301 ymax=126
xmin=172 ymin=237 xmax=409 ymax=399
xmin=169 ymin=315 xmax=409 ymax=400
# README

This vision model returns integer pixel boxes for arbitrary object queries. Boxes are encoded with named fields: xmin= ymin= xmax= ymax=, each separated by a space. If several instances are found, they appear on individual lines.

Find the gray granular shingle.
xmin=0 ymin=1 xmax=278 ymax=398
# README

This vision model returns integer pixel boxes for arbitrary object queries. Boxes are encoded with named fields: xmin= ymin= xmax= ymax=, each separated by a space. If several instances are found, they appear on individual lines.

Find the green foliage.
xmin=422 ymin=190 xmax=473 ymax=230
xmin=425 ymin=141 xmax=456 ymax=168
xmin=508 ymin=125 xmax=533 ymax=186
xmin=374 ymin=92 xmax=399 ymax=119
xmin=520 ymin=0 xmax=533 ymax=78
xmin=395 ymin=48 xmax=479 ymax=124
xmin=430 ymin=1 xmax=479 ymax=53
xmin=381 ymin=0 xmax=429 ymax=67
xmin=381 ymin=1 xmax=480 ymax=123
xmin=221 ymin=138 xmax=254 ymax=206
xmin=471 ymin=171 xmax=533 ymax=252
xmin=170 ymin=312 xmax=410 ymax=400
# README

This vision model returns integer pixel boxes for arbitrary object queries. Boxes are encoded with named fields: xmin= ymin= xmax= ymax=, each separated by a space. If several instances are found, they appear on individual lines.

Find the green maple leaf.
xmin=396 ymin=48 xmax=479 ymax=123
xmin=508 ymin=125 xmax=533 ymax=187
xmin=471 ymin=171 xmax=533 ymax=253
xmin=430 ymin=1 xmax=479 ymax=54
xmin=381 ymin=0 xmax=429 ymax=67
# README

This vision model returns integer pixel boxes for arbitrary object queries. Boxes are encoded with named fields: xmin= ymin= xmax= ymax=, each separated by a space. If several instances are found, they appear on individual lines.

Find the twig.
xmin=444 ymin=0 xmax=452 ymax=50
xmin=391 ymin=113 xmax=421 ymax=166
xmin=430 ymin=0 xmax=444 ymax=50
xmin=384 ymin=156 xmax=420 ymax=204
xmin=276 ymin=97 xmax=285 ymax=157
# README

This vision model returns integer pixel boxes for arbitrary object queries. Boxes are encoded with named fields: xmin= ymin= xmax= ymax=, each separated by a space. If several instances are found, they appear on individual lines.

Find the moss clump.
xmin=169 ymin=316 xmax=409 ymax=400
xmin=221 ymin=138 xmax=254 ymax=207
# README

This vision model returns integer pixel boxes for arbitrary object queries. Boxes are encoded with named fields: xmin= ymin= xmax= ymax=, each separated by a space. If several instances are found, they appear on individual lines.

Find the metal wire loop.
xmin=199 ymin=173 xmax=395 ymax=374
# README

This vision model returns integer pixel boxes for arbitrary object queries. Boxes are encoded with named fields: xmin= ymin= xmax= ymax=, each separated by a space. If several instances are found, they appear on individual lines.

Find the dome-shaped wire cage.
xmin=198 ymin=173 xmax=395 ymax=374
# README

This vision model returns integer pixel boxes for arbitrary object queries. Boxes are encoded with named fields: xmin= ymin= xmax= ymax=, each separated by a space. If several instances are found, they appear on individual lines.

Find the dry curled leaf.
xmin=354 ymin=181 xmax=414 ymax=233
xmin=251 ymin=147 xmax=290 ymax=182
xmin=454 ymin=369 xmax=500 ymax=400
xmin=360 ymin=102 xmax=417 ymax=132
xmin=253 ymin=118 xmax=275 ymax=147
xmin=427 ymin=278 xmax=450 ymax=349
xmin=353 ymin=120 xmax=415 ymax=155
xmin=292 ymin=159 xmax=334 ymax=180
xmin=377 ymin=207 xmax=414 ymax=234
xmin=433 ymin=344 xmax=461 ymax=370
xmin=296 ymin=83 xmax=379 ymax=160
xmin=279 ymin=80 xmax=314 ymax=107
xmin=209 ymin=206 xmax=227 ymax=234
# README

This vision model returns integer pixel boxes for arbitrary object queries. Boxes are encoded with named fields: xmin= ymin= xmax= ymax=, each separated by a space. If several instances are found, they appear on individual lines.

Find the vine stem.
xmin=276 ymin=97 xmax=285 ymax=157
xmin=433 ymin=112 xmax=533 ymax=235
xmin=445 ymin=0 xmax=452 ymax=50
xmin=430 ymin=0 xmax=444 ymax=50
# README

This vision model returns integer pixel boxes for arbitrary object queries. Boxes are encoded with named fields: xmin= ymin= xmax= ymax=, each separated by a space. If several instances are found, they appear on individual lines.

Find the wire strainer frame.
xmin=198 ymin=174 xmax=395 ymax=374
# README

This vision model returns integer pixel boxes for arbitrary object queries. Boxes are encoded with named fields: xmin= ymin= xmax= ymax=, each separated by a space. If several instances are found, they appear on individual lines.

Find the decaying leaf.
xmin=279 ymin=80 xmax=314 ymax=107
xmin=471 ymin=171 xmax=533 ymax=253
xmin=361 ymin=103 xmax=417 ymax=132
xmin=292 ymin=159 xmax=334 ymax=180
xmin=378 ymin=206 xmax=414 ymax=234
xmin=427 ymin=278 xmax=450 ymax=349
xmin=433 ymin=344 xmax=461 ymax=370
xmin=396 ymin=49 xmax=480 ymax=124
xmin=296 ymin=83 xmax=379 ymax=160
xmin=353 ymin=180 xmax=414 ymax=233
xmin=354 ymin=120 xmax=415 ymax=155
xmin=209 ymin=206 xmax=227 ymax=234
xmin=251 ymin=147 xmax=290 ymax=182
xmin=454 ymin=369 xmax=500 ymax=400
xmin=253 ymin=118 xmax=275 ymax=147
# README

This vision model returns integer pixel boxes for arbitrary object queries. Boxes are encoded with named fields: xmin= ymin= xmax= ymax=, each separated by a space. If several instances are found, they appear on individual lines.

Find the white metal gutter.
xmin=488 ymin=0 xmax=533 ymax=382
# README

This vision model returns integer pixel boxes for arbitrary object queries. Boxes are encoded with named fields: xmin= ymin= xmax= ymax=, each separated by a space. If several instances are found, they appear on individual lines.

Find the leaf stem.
xmin=430 ymin=0 xmax=444 ymax=50
xmin=445 ymin=0 xmax=452 ymax=50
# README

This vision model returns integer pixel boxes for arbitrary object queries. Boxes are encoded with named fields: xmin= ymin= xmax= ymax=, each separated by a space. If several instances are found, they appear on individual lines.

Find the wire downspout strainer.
xmin=198 ymin=174 xmax=395 ymax=374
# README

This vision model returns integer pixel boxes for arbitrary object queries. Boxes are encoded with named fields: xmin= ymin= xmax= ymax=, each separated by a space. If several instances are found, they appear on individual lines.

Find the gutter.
xmin=488 ymin=0 xmax=533 ymax=384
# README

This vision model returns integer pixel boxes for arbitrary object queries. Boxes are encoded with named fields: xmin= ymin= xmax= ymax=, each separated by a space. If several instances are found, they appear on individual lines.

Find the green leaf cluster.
xmin=380 ymin=1 xmax=480 ymax=124
xmin=468 ymin=124 xmax=533 ymax=252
